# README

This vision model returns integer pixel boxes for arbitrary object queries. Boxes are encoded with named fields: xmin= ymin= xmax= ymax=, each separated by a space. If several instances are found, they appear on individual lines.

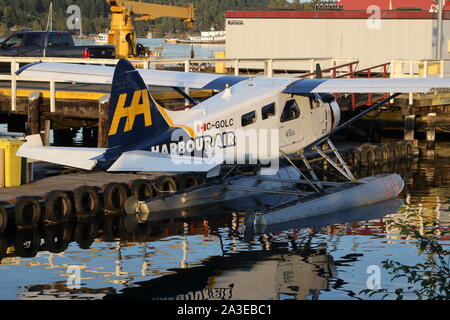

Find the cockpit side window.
xmin=261 ymin=103 xmax=275 ymax=120
xmin=309 ymin=97 xmax=320 ymax=109
xmin=280 ymin=99 xmax=300 ymax=123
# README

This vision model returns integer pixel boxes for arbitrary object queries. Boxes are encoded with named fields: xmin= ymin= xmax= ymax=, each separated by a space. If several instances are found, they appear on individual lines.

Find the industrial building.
xmin=225 ymin=10 xmax=450 ymax=70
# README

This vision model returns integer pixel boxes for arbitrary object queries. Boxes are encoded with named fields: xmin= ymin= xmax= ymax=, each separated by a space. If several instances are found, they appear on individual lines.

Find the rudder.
xmin=107 ymin=59 xmax=170 ymax=148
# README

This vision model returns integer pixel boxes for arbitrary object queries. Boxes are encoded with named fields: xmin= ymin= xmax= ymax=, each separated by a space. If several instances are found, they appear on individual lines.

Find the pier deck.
xmin=0 ymin=171 xmax=155 ymax=203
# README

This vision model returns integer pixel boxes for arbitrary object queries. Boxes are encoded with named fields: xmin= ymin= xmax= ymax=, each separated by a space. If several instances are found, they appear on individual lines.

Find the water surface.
xmin=0 ymin=141 xmax=449 ymax=300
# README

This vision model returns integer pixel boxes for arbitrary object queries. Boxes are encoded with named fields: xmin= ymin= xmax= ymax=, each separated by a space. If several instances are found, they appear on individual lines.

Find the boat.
xmin=176 ymin=27 xmax=226 ymax=44
xmin=164 ymin=37 xmax=178 ymax=43
xmin=95 ymin=33 xmax=108 ymax=45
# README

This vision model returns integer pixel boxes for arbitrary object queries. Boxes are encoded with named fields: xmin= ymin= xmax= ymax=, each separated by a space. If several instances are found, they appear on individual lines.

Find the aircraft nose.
xmin=329 ymin=101 xmax=341 ymax=131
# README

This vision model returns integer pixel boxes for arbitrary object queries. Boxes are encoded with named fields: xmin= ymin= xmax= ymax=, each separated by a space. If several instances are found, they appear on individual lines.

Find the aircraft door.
xmin=309 ymin=96 xmax=328 ymax=136
xmin=279 ymin=98 xmax=302 ymax=151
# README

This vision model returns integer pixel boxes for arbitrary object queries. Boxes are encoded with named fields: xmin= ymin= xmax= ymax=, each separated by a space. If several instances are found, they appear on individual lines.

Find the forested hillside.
xmin=0 ymin=0 xmax=324 ymax=37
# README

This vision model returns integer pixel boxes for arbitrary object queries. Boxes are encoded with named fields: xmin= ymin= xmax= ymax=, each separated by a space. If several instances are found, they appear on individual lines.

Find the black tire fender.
xmin=360 ymin=146 xmax=376 ymax=166
xmin=400 ymin=141 xmax=414 ymax=158
xmin=373 ymin=144 xmax=391 ymax=164
xmin=352 ymin=149 xmax=362 ymax=167
xmin=177 ymin=174 xmax=199 ymax=190
xmin=155 ymin=176 xmax=178 ymax=195
xmin=74 ymin=186 xmax=100 ymax=218
xmin=131 ymin=179 xmax=154 ymax=201
xmin=14 ymin=196 xmax=41 ymax=228
xmin=44 ymin=191 xmax=73 ymax=224
xmin=103 ymin=183 xmax=130 ymax=212
xmin=387 ymin=142 xmax=401 ymax=161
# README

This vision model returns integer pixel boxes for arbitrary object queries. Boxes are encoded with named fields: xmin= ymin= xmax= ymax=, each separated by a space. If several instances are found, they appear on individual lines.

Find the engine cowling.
xmin=329 ymin=100 xmax=341 ymax=130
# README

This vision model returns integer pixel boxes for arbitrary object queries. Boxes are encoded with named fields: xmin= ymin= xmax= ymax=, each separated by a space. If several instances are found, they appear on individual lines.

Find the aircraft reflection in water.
xmin=0 ymin=195 xmax=401 ymax=300
xmin=104 ymin=199 xmax=403 ymax=300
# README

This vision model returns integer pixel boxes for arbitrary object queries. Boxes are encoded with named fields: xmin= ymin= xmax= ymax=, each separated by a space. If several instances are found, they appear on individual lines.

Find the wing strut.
xmin=171 ymin=86 xmax=199 ymax=105
xmin=303 ymin=93 xmax=401 ymax=150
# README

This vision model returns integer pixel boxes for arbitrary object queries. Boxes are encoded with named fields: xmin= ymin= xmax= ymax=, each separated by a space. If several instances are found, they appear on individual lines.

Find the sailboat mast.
xmin=46 ymin=2 xmax=53 ymax=31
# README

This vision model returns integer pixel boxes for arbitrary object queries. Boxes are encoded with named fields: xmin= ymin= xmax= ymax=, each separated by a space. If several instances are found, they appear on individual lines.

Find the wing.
xmin=18 ymin=61 xmax=450 ymax=94
xmin=16 ymin=62 xmax=248 ymax=90
xmin=283 ymin=78 xmax=450 ymax=94
xmin=16 ymin=135 xmax=106 ymax=170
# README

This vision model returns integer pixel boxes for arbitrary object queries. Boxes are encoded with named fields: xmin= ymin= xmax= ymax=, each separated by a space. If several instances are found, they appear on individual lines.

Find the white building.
xmin=225 ymin=10 xmax=450 ymax=71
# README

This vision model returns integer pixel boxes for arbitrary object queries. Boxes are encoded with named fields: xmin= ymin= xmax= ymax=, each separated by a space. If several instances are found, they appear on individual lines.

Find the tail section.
xmin=108 ymin=59 xmax=170 ymax=148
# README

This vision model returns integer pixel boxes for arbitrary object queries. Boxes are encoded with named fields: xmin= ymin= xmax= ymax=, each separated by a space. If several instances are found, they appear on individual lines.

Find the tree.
xmin=360 ymin=214 xmax=450 ymax=300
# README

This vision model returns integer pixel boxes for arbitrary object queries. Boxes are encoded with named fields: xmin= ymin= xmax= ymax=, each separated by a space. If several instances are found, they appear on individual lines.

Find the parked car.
xmin=0 ymin=31 xmax=115 ymax=58
xmin=0 ymin=31 xmax=115 ymax=73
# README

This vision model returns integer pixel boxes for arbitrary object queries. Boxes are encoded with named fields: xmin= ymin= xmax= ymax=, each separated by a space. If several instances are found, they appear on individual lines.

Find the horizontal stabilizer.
xmin=107 ymin=150 xmax=224 ymax=175
xmin=16 ymin=135 xmax=106 ymax=170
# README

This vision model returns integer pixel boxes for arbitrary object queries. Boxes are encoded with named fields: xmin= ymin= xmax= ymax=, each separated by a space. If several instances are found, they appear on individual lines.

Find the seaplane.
xmin=14 ymin=59 xmax=450 ymax=224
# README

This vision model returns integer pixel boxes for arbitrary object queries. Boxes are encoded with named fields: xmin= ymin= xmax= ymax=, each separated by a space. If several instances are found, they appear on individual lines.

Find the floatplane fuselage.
xmin=15 ymin=58 xmax=450 ymax=178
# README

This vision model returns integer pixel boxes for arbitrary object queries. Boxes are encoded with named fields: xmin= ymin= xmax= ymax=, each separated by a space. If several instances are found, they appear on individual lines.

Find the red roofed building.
xmin=225 ymin=9 xmax=450 ymax=70
xmin=336 ymin=0 xmax=450 ymax=11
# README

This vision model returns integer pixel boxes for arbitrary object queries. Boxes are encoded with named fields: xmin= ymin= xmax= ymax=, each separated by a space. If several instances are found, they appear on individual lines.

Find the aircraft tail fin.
xmin=107 ymin=59 xmax=170 ymax=148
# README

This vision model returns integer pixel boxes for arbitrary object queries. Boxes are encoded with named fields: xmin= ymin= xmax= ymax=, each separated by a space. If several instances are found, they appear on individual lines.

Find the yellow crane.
xmin=106 ymin=0 xmax=195 ymax=58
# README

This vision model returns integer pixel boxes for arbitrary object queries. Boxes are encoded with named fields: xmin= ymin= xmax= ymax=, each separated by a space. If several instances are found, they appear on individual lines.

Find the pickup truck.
xmin=0 ymin=31 xmax=115 ymax=58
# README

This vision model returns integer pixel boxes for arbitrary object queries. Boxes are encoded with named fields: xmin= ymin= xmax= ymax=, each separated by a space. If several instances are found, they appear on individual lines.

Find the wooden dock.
xmin=0 ymin=171 xmax=155 ymax=203
xmin=0 ymin=166 xmax=165 ymax=233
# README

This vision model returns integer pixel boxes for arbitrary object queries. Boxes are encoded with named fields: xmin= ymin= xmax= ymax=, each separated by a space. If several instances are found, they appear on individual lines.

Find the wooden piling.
xmin=43 ymin=120 xmax=51 ymax=147
xmin=403 ymin=114 xmax=415 ymax=141
xmin=425 ymin=112 xmax=437 ymax=151
xmin=98 ymin=95 xmax=110 ymax=148
xmin=27 ymin=92 xmax=41 ymax=135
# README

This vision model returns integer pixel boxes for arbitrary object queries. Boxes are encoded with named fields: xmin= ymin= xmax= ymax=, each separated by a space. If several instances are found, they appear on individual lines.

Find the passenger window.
xmin=48 ymin=33 xmax=73 ymax=47
xmin=4 ymin=34 xmax=24 ymax=48
xmin=261 ymin=103 xmax=275 ymax=120
xmin=24 ymin=33 xmax=45 ymax=47
xmin=241 ymin=111 xmax=256 ymax=127
xmin=281 ymin=99 xmax=300 ymax=123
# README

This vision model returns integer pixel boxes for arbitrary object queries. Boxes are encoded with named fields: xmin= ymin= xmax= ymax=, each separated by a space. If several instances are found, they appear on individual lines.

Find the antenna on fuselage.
xmin=284 ymin=68 xmax=295 ymax=85
xmin=223 ymin=83 xmax=232 ymax=98
xmin=246 ymin=68 xmax=252 ymax=81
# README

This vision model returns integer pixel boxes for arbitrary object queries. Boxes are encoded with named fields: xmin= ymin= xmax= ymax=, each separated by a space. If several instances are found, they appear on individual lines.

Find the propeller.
xmin=315 ymin=63 xmax=323 ymax=79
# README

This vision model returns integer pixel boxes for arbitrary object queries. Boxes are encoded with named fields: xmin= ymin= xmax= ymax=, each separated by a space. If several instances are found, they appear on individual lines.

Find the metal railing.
xmin=296 ymin=60 xmax=391 ymax=110
xmin=391 ymin=59 xmax=450 ymax=105
xmin=390 ymin=59 xmax=450 ymax=79
xmin=296 ymin=60 xmax=360 ymax=79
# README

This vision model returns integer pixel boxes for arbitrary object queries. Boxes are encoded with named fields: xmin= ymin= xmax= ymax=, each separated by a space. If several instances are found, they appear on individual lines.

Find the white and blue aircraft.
xmin=15 ymin=59 xmax=450 ymax=179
